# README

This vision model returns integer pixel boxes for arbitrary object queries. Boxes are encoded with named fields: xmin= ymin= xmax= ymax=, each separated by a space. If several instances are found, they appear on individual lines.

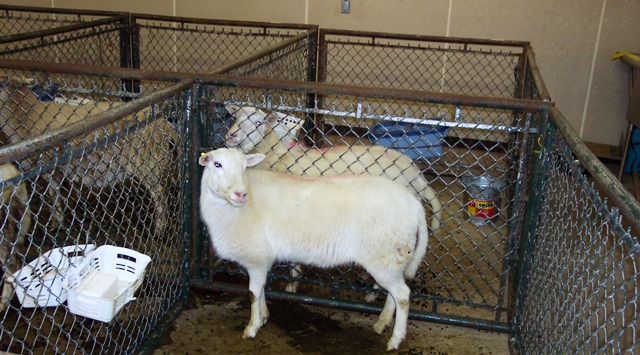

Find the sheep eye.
xmin=255 ymin=121 xmax=262 ymax=126
xmin=214 ymin=161 xmax=222 ymax=168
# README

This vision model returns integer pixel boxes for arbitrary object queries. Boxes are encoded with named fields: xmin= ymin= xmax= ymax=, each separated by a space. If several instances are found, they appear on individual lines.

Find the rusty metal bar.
xmin=549 ymin=106 xmax=640 ymax=232
xmin=0 ymin=4 xmax=125 ymax=17
xmin=0 ymin=58 xmax=193 ymax=81
xmin=203 ymin=29 xmax=318 ymax=74
xmin=0 ymin=79 xmax=192 ymax=165
xmin=131 ymin=13 xmax=316 ymax=31
xmin=525 ymin=46 xmax=552 ymax=101
xmin=191 ymin=280 xmax=511 ymax=333
xmin=0 ymin=15 xmax=127 ymax=44
xmin=0 ymin=58 xmax=554 ymax=113
xmin=200 ymin=75 xmax=554 ymax=112
xmin=320 ymin=28 xmax=531 ymax=48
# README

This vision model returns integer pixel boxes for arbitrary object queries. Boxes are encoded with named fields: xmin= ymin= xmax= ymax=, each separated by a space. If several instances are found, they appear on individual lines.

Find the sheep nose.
xmin=234 ymin=190 xmax=247 ymax=202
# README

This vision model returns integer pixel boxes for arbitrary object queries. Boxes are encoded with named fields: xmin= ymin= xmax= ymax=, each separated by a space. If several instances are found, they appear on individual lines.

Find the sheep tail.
xmin=420 ymin=184 xmax=442 ymax=232
xmin=403 ymin=216 xmax=429 ymax=280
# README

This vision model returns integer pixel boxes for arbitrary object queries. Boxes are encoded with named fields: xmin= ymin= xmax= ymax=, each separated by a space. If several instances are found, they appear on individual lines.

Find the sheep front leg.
xmin=284 ymin=263 xmax=302 ymax=293
xmin=373 ymin=294 xmax=396 ymax=334
xmin=243 ymin=268 xmax=269 ymax=339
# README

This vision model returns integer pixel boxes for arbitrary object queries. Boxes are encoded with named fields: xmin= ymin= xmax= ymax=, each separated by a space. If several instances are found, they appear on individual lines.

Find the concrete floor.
xmin=152 ymin=291 xmax=510 ymax=355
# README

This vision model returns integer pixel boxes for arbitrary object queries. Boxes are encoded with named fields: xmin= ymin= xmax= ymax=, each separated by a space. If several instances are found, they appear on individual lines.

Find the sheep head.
xmin=225 ymin=105 xmax=303 ymax=153
xmin=224 ymin=105 xmax=269 ymax=153
xmin=199 ymin=148 xmax=265 ymax=207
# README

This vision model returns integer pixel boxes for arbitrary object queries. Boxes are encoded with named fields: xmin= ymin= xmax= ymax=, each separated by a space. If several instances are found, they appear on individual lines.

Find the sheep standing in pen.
xmin=0 ymin=163 xmax=31 ymax=311
xmin=199 ymin=147 xmax=429 ymax=351
xmin=224 ymin=105 xmax=442 ymax=230
xmin=224 ymin=105 xmax=442 ymax=294
xmin=0 ymin=84 xmax=178 ymax=235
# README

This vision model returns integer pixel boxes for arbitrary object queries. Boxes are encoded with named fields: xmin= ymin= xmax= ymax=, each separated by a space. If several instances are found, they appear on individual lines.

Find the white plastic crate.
xmin=11 ymin=244 xmax=95 ymax=308
xmin=63 ymin=245 xmax=151 ymax=322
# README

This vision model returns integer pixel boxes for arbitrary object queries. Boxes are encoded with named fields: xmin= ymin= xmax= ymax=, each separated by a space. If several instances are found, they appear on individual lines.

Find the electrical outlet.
xmin=341 ymin=0 xmax=350 ymax=14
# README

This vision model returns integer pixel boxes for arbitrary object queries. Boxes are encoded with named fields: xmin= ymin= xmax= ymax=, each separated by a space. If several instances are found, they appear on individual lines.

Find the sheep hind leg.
xmin=384 ymin=282 xmax=411 ymax=351
xmin=373 ymin=293 xmax=395 ymax=334
xmin=243 ymin=268 xmax=269 ymax=339
xmin=369 ymin=270 xmax=412 ymax=351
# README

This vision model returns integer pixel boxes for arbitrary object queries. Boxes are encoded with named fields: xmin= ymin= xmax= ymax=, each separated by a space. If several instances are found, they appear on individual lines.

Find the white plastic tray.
xmin=11 ymin=244 xmax=95 ymax=308
xmin=63 ymin=245 xmax=151 ymax=322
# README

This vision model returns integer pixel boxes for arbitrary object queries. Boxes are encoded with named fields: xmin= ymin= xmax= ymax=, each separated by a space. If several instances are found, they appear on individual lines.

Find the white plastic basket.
xmin=10 ymin=244 xmax=95 ymax=308
xmin=63 ymin=245 xmax=151 ymax=322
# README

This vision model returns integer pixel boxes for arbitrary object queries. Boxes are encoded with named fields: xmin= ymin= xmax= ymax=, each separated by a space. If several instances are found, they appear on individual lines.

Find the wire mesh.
xmin=0 ymin=21 xmax=124 ymax=68
xmin=132 ymin=16 xmax=312 ymax=74
xmin=0 ymin=6 xmax=117 ymax=37
xmin=0 ymin=12 xmax=637 ymax=352
xmin=319 ymin=31 xmax=526 ymax=99
xmin=0 ymin=74 xmax=188 ymax=354
xmin=224 ymin=37 xmax=312 ymax=81
xmin=194 ymin=82 xmax=542 ymax=330
xmin=513 ymin=121 xmax=640 ymax=354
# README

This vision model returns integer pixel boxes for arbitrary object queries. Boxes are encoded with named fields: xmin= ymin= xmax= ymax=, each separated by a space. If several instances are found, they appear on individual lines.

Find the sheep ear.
xmin=245 ymin=153 xmax=265 ymax=167
xmin=225 ymin=104 xmax=240 ymax=115
xmin=198 ymin=153 xmax=210 ymax=167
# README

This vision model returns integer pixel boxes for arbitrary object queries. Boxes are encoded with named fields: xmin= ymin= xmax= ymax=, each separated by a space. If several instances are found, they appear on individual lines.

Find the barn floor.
xmin=151 ymin=290 xmax=510 ymax=355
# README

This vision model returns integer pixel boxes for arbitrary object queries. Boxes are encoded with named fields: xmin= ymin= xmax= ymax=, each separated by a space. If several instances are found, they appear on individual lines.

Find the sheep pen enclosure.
xmin=0 ymin=8 xmax=638 ymax=355
xmin=191 ymin=31 xmax=640 ymax=354
xmin=0 ymin=5 xmax=316 ymax=79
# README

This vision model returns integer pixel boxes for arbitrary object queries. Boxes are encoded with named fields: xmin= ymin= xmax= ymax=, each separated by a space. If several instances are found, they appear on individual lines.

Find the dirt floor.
xmin=152 ymin=291 xmax=510 ymax=355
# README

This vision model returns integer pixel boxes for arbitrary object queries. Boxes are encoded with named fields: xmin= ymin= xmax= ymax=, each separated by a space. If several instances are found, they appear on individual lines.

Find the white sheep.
xmin=224 ymin=105 xmax=442 ymax=230
xmin=0 ymin=163 xmax=31 ymax=311
xmin=199 ymin=147 xmax=428 ymax=351
xmin=0 ymin=85 xmax=178 ymax=235
xmin=225 ymin=105 xmax=441 ymax=294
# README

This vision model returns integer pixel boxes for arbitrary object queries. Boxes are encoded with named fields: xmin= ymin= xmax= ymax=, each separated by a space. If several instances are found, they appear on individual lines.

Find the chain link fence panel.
xmin=131 ymin=15 xmax=315 ymax=74
xmin=0 ymin=15 xmax=637 ymax=353
xmin=0 ymin=72 xmax=190 ymax=354
xmin=0 ymin=5 xmax=120 ymax=38
xmin=192 ymin=80 xmax=546 ymax=332
xmin=512 ymin=110 xmax=640 ymax=353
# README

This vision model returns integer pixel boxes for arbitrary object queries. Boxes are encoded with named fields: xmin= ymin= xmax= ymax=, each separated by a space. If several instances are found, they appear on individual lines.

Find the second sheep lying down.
xmin=0 ymin=163 xmax=31 ymax=312
xmin=199 ymin=148 xmax=429 ymax=351
xmin=0 ymin=84 xmax=178 ymax=235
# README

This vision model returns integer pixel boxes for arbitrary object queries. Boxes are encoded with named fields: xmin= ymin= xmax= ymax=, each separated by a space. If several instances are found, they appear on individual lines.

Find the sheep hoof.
xmin=386 ymin=338 xmax=401 ymax=351
xmin=242 ymin=326 xmax=258 ymax=339
xmin=373 ymin=321 xmax=386 ymax=335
